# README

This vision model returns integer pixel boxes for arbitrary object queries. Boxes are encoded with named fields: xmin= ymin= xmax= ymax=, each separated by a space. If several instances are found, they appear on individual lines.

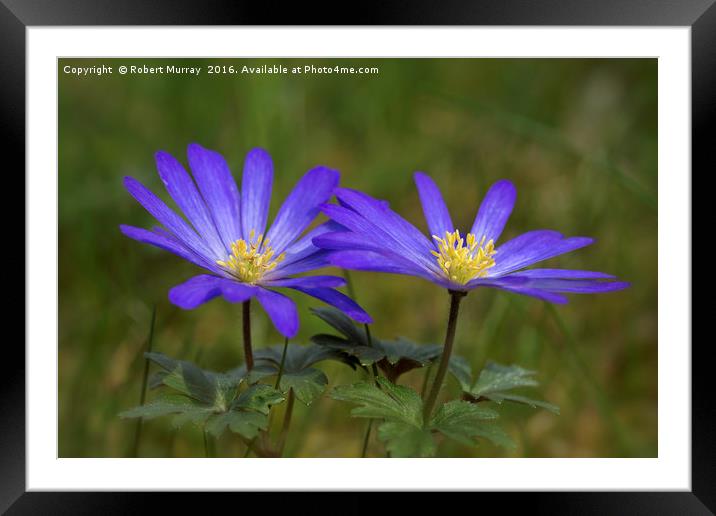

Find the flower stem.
xmin=422 ymin=291 xmax=465 ymax=423
xmin=360 ymin=420 xmax=374 ymax=457
xmin=360 ymin=324 xmax=379 ymax=457
xmin=420 ymin=364 xmax=433 ymax=398
xmin=364 ymin=324 xmax=380 ymax=379
xmin=242 ymin=300 xmax=254 ymax=372
xmin=274 ymin=337 xmax=289 ymax=389
xmin=277 ymin=389 xmax=295 ymax=456
xmin=203 ymin=428 xmax=215 ymax=458
xmin=264 ymin=338 xmax=292 ymax=457
xmin=131 ymin=305 xmax=156 ymax=458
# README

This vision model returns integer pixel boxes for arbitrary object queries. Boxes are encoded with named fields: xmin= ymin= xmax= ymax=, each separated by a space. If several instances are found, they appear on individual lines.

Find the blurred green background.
xmin=59 ymin=58 xmax=657 ymax=458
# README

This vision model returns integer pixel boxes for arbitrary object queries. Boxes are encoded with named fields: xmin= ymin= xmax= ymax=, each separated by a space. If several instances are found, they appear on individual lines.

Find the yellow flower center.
xmin=216 ymin=230 xmax=285 ymax=284
xmin=431 ymin=230 xmax=497 ymax=285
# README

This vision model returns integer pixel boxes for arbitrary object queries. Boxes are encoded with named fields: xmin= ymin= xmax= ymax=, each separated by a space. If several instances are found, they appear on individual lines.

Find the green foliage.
xmin=332 ymin=377 xmax=513 ymax=457
xmin=204 ymin=384 xmax=285 ymax=439
xmin=447 ymin=355 xmax=473 ymax=391
xmin=120 ymin=393 xmax=209 ymax=422
xmin=311 ymin=307 xmax=370 ymax=347
xmin=332 ymin=376 xmax=423 ymax=426
xmin=472 ymin=362 xmax=538 ymax=393
xmin=242 ymin=343 xmax=349 ymax=405
xmin=431 ymin=401 xmax=514 ymax=449
xmin=377 ymin=423 xmax=436 ymax=458
xmin=462 ymin=362 xmax=560 ymax=414
xmin=120 ymin=353 xmax=285 ymax=439
xmin=146 ymin=352 xmax=242 ymax=410
xmin=312 ymin=307 xmax=469 ymax=383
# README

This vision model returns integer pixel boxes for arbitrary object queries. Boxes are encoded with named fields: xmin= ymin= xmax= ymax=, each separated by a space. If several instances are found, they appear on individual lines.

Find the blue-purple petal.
xmin=240 ymin=148 xmax=273 ymax=239
xmin=468 ymin=276 xmax=531 ymax=288
xmin=123 ymin=176 xmax=214 ymax=260
xmin=473 ymin=273 xmax=628 ymax=300
xmin=315 ymin=232 xmax=433 ymax=278
xmin=256 ymin=288 xmax=299 ymax=338
xmin=187 ymin=143 xmax=242 ymax=247
xmin=120 ymin=224 xmax=218 ymax=273
xmin=292 ymin=286 xmax=373 ymax=324
xmin=269 ymin=250 xmax=333 ymax=277
xmin=326 ymin=249 xmax=432 ymax=278
xmin=487 ymin=284 xmax=569 ymax=304
xmin=489 ymin=230 xmax=593 ymax=276
xmin=508 ymin=269 xmax=616 ymax=280
xmin=154 ymin=151 xmax=226 ymax=257
xmin=470 ymin=179 xmax=516 ymax=244
xmin=320 ymin=202 xmax=439 ymax=274
xmin=523 ymin=279 xmax=631 ymax=294
xmin=414 ymin=172 xmax=454 ymax=239
xmin=333 ymin=188 xmax=437 ymax=269
xmin=169 ymin=275 xmax=256 ymax=309
xmin=313 ymin=230 xmax=391 ymax=252
xmin=266 ymin=166 xmax=340 ymax=255
xmin=262 ymin=275 xmax=346 ymax=289
xmin=281 ymin=220 xmax=346 ymax=266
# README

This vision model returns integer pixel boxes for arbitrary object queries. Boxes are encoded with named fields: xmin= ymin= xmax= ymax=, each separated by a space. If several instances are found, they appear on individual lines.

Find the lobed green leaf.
xmin=331 ymin=377 xmax=423 ymax=427
xmin=471 ymin=362 xmax=539 ymax=396
xmin=119 ymin=393 xmax=201 ymax=420
xmin=378 ymin=422 xmax=435 ymax=458
xmin=278 ymin=368 xmax=328 ymax=405
xmin=485 ymin=393 xmax=560 ymax=414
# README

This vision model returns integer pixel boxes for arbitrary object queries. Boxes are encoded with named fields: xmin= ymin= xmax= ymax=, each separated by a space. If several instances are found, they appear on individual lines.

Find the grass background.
xmin=59 ymin=58 xmax=657 ymax=458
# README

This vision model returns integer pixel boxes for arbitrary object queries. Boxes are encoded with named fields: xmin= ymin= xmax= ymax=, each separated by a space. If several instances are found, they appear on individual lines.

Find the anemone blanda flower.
xmin=313 ymin=173 xmax=629 ymax=303
xmin=120 ymin=144 xmax=371 ymax=338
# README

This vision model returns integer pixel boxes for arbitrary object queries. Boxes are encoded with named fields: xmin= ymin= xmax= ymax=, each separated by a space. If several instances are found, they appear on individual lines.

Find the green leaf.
xmin=247 ymin=343 xmax=342 ymax=405
xmin=312 ymin=308 xmax=477 ymax=384
xmin=464 ymin=361 xmax=559 ymax=415
xmin=170 ymin=407 xmax=215 ymax=429
xmin=331 ymin=378 xmax=435 ymax=457
xmin=486 ymin=393 xmax=560 ymax=414
xmin=278 ymin=369 xmax=328 ymax=405
xmin=207 ymin=385 xmax=284 ymax=438
xmin=372 ymin=339 xmax=443 ymax=381
xmin=310 ymin=307 xmax=368 ymax=346
xmin=378 ymin=422 xmax=435 ymax=458
xmin=331 ymin=377 xmax=423 ymax=427
xmin=332 ymin=377 xmax=515 ymax=456
xmin=467 ymin=422 xmax=516 ymax=449
xmin=311 ymin=311 xmax=447 ymax=381
xmin=310 ymin=334 xmax=383 ymax=366
xmin=430 ymin=400 xmax=508 ymax=448
xmin=122 ymin=353 xmax=286 ymax=440
xmin=226 ymin=363 xmax=276 ymax=385
xmin=119 ymin=393 xmax=201 ymax=420
xmin=254 ymin=343 xmax=343 ymax=372
xmin=448 ymin=355 xmax=473 ymax=392
xmin=471 ymin=362 xmax=539 ymax=396
xmin=376 ymin=339 xmax=440 ymax=366
xmin=145 ymin=352 xmax=218 ymax=405
xmin=205 ymin=411 xmax=267 ymax=439
xmin=233 ymin=384 xmax=286 ymax=414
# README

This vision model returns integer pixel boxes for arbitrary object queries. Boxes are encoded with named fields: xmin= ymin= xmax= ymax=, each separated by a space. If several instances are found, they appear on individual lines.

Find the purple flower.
xmin=120 ymin=144 xmax=371 ymax=338
xmin=313 ymin=173 xmax=629 ymax=304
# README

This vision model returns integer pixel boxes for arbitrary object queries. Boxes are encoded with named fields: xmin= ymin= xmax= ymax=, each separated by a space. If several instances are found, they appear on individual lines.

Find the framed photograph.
xmin=8 ymin=0 xmax=707 ymax=511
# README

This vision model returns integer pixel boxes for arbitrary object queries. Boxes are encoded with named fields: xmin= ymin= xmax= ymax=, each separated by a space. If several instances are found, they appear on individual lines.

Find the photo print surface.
xmin=58 ymin=58 xmax=656 ymax=458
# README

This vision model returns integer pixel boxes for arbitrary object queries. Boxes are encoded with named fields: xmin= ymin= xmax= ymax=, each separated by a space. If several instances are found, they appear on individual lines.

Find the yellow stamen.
xmin=216 ymin=230 xmax=285 ymax=284
xmin=432 ymin=230 xmax=496 ymax=285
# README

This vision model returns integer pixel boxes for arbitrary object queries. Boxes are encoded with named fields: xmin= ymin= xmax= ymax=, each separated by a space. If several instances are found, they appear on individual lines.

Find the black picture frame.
xmin=5 ymin=0 xmax=708 ymax=512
